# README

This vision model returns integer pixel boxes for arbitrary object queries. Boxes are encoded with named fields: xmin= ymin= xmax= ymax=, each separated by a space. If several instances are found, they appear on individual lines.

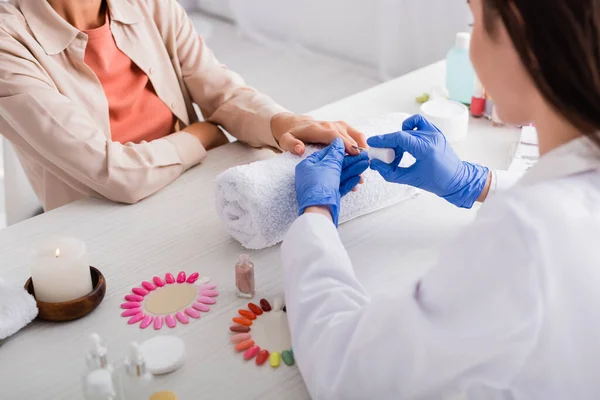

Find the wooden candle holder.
xmin=24 ymin=266 xmax=106 ymax=322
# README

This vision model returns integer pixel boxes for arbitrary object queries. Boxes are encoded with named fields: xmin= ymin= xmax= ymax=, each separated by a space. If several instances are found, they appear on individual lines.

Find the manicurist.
xmin=282 ymin=0 xmax=600 ymax=398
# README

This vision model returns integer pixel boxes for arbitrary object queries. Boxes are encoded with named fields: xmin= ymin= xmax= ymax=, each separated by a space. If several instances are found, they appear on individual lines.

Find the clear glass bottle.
xmin=82 ymin=333 xmax=118 ymax=400
xmin=119 ymin=342 xmax=154 ymax=400
xmin=235 ymin=254 xmax=255 ymax=299
xmin=446 ymin=32 xmax=476 ymax=105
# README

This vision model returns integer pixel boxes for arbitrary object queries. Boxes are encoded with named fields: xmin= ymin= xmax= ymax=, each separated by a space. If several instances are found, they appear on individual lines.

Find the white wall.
xmin=199 ymin=0 xmax=470 ymax=80
xmin=193 ymin=0 xmax=235 ymax=20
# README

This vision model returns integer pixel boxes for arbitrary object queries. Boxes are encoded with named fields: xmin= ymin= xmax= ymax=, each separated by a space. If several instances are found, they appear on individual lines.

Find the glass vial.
xmin=235 ymin=254 xmax=255 ymax=299
xmin=82 ymin=333 xmax=118 ymax=400
xmin=119 ymin=342 xmax=154 ymax=400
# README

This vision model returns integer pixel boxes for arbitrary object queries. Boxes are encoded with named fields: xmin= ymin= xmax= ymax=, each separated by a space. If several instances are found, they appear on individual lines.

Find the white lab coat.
xmin=281 ymin=137 xmax=600 ymax=400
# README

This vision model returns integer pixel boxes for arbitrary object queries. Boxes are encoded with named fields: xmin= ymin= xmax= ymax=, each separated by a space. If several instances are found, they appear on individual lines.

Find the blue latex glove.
xmin=367 ymin=114 xmax=489 ymax=208
xmin=295 ymin=138 xmax=369 ymax=225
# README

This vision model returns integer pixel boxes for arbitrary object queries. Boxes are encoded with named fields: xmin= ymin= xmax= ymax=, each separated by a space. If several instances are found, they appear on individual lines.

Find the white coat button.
xmin=148 ymin=67 xmax=153 ymax=76
xmin=171 ymin=102 xmax=176 ymax=110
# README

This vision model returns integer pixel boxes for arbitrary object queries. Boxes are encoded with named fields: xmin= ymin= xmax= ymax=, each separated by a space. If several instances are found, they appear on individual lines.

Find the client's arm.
xmin=160 ymin=0 xmax=367 ymax=155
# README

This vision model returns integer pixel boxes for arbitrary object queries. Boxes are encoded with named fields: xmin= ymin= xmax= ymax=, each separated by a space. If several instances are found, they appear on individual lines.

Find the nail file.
xmin=352 ymin=146 xmax=396 ymax=164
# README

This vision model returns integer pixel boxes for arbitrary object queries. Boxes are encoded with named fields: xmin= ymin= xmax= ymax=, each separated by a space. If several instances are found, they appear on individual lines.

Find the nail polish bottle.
xmin=470 ymin=76 xmax=486 ymax=118
xmin=119 ymin=342 xmax=154 ymax=400
xmin=82 ymin=333 xmax=118 ymax=400
xmin=235 ymin=254 xmax=255 ymax=299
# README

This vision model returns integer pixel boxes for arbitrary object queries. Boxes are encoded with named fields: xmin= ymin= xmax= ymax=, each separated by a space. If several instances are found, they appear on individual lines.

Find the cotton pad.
xmin=139 ymin=335 xmax=185 ymax=375
xmin=367 ymin=147 xmax=396 ymax=164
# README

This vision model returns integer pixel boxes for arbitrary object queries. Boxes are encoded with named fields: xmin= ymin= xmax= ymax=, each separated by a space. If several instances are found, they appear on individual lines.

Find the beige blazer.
xmin=0 ymin=0 xmax=287 ymax=211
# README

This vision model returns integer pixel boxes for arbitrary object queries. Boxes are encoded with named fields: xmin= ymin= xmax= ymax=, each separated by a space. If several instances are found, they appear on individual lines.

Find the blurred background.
xmin=0 ymin=0 xmax=471 ymax=227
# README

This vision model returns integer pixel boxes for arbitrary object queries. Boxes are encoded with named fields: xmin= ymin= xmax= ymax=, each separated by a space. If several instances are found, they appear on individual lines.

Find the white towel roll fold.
xmin=215 ymin=113 xmax=418 ymax=249
xmin=0 ymin=277 xmax=38 ymax=340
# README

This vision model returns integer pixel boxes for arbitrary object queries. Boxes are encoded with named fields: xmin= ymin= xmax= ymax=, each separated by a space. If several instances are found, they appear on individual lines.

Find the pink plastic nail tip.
xmin=121 ymin=302 xmax=141 ymax=309
xmin=125 ymin=294 xmax=144 ymax=302
xmin=154 ymin=316 xmax=164 ymax=330
xmin=186 ymin=272 xmax=199 ymax=284
xmin=142 ymin=281 xmax=156 ymax=291
xmin=198 ymin=283 xmax=217 ymax=291
xmin=244 ymin=346 xmax=261 ymax=360
xmin=185 ymin=307 xmax=201 ymax=319
xmin=176 ymin=312 xmax=189 ymax=324
xmin=198 ymin=296 xmax=216 ymax=305
xmin=200 ymin=290 xmax=219 ymax=297
xmin=166 ymin=315 xmax=177 ymax=328
xmin=128 ymin=313 xmax=145 ymax=325
xmin=121 ymin=308 xmax=141 ymax=317
xmin=132 ymin=287 xmax=149 ymax=296
xmin=177 ymin=271 xmax=186 ymax=283
xmin=165 ymin=273 xmax=175 ymax=284
xmin=140 ymin=315 xmax=154 ymax=329
xmin=192 ymin=302 xmax=210 ymax=312
xmin=153 ymin=276 xmax=166 ymax=287
xmin=230 ymin=333 xmax=251 ymax=344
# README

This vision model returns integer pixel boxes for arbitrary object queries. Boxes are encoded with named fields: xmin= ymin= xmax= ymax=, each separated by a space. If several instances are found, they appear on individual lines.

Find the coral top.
xmin=84 ymin=17 xmax=174 ymax=144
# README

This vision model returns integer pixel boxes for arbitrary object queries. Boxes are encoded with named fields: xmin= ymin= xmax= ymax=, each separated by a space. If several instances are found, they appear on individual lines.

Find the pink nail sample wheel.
xmin=121 ymin=271 xmax=218 ymax=330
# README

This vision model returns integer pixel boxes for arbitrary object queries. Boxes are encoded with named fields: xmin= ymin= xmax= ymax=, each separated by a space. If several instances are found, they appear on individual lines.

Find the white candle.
xmin=30 ymin=237 xmax=93 ymax=303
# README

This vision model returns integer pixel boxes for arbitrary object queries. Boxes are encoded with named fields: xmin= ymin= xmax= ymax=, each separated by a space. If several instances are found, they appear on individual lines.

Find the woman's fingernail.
xmin=295 ymin=144 xmax=303 ymax=153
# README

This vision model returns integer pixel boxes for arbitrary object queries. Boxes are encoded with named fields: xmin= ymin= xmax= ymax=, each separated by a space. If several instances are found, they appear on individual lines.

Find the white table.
xmin=0 ymin=61 xmax=520 ymax=399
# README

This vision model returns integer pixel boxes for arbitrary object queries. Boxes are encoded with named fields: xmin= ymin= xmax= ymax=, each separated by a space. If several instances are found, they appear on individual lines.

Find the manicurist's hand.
xmin=295 ymin=138 xmax=369 ymax=226
xmin=368 ymin=114 xmax=491 ymax=208
xmin=183 ymin=121 xmax=229 ymax=151
xmin=271 ymin=113 xmax=368 ymax=156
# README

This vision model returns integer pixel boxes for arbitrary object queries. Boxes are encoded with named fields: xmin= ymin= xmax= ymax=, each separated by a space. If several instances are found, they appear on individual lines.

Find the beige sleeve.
xmin=0 ymin=31 xmax=206 ymax=204
xmin=167 ymin=0 xmax=288 ymax=149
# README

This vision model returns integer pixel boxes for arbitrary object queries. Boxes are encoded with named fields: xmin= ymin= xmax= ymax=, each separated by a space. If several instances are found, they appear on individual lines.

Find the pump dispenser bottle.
xmin=446 ymin=32 xmax=476 ymax=104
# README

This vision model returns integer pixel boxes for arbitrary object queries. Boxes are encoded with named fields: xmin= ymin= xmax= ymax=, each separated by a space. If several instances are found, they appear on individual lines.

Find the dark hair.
xmin=482 ymin=0 xmax=600 ymax=145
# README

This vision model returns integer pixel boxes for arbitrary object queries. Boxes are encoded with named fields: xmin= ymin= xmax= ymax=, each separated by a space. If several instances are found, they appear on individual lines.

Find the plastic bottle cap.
xmin=89 ymin=333 xmax=106 ymax=357
xmin=473 ymin=75 xmax=484 ymax=98
xmin=455 ymin=32 xmax=471 ymax=50
xmin=239 ymin=254 xmax=250 ymax=265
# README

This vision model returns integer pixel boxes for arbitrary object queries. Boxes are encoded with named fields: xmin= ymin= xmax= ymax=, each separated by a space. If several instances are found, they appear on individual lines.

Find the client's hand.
xmin=183 ymin=121 xmax=229 ymax=151
xmin=295 ymin=138 xmax=369 ymax=226
xmin=271 ymin=113 xmax=368 ymax=156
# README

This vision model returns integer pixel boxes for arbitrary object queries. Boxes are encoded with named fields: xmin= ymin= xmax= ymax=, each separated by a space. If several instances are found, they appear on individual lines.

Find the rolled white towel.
xmin=215 ymin=113 xmax=418 ymax=249
xmin=0 ymin=277 xmax=38 ymax=340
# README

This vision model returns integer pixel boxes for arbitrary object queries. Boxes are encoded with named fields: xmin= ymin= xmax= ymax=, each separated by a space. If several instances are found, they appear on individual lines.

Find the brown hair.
xmin=482 ymin=0 xmax=600 ymax=144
